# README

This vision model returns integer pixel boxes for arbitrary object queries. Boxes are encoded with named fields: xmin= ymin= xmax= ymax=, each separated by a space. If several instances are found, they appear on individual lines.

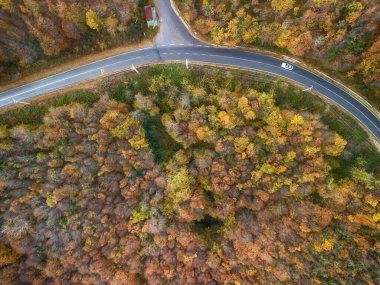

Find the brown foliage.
xmin=176 ymin=0 xmax=380 ymax=86
xmin=0 ymin=0 xmax=137 ymax=73
xmin=0 ymin=85 xmax=378 ymax=284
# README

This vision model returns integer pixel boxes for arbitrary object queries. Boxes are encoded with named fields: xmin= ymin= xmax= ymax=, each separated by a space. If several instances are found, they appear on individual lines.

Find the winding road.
xmin=0 ymin=0 xmax=379 ymax=142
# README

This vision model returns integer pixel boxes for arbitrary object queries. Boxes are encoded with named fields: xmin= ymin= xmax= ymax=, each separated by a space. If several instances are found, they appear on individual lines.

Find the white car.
xmin=281 ymin=62 xmax=294 ymax=70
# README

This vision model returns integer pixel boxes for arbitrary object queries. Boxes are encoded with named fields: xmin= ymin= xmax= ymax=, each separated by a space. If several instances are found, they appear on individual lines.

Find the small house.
xmin=144 ymin=5 xmax=158 ymax=27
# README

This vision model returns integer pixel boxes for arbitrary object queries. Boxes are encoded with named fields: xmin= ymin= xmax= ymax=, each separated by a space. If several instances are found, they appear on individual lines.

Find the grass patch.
xmin=110 ymin=83 xmax=135 ymax=104
xmin=324 ymin=45 xmax=342 ymax=61
xmin=321 ymin=106 xmax=369 ymax=144
xmin=0 ymin=156 xmax=6 ymax=170
xmin=143 ymin=115 xmax=182 ymax=164
xmin=0 ymin=90 xmax=99 ymax=128
xmin=190 ymin=141 xmax=215 ymax=150
xmin=274 ymin=82 xmax=325 ymax=113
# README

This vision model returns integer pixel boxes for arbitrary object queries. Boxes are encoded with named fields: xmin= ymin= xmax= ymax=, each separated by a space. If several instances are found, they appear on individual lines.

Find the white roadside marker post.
xmin=185 ymin=59 xmax=189 ymax=70
xmin=302 ymin=85 xmax=313 ymax=92
xmin=13 ymin=99 xmax=31 ymax=105
xmin=131 ymin=64 xmax=140 ymax=75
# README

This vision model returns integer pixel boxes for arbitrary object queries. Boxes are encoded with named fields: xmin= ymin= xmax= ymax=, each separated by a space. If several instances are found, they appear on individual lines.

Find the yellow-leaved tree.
xmin=164 ymin=167 xmax=194 ymax=216
xmin=324 ymin=133 xmax=347 ymax=156
xmin=110 ymin=116 xmax=149 ymax=150
xmin=271 ymin=0 xmax=295 ymax=14
xmin=86 ymin=9 xmax=102 ymax=31
xmin=0 ymin=0 xmax=14 ymax=11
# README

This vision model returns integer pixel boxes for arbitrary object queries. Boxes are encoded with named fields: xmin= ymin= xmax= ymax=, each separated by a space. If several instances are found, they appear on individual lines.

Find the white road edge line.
xmin=0 ymin=47 xmax=153 ymax=95
xmin=0 ymin=56 xmax=148 ymax=103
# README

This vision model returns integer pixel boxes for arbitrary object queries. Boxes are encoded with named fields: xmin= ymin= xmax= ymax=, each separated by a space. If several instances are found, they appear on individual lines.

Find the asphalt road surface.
xmin=0 ymin=0 xmax=379 ymax=143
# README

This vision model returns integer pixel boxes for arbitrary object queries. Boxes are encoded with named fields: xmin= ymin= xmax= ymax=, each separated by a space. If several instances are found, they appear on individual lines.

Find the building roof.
xmin=144 ymin=6 xmax=153 ymax=21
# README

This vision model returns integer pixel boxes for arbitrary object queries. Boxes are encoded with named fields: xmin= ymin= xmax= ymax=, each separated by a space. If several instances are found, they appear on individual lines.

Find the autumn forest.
xmin=0 ymin=65 xmax=379 ymax=284
xmin=0 ymin=0 xmax=380 ymax=284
